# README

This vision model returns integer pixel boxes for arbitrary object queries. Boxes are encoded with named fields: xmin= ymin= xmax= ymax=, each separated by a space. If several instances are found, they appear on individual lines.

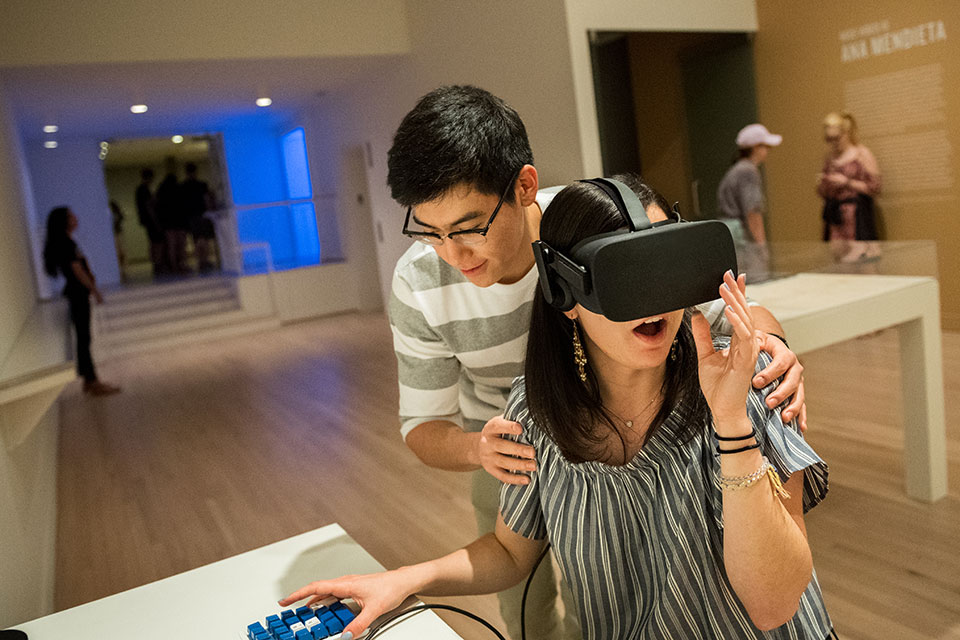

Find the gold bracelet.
xmin=719 ymin=456 xmax=791 ymax=499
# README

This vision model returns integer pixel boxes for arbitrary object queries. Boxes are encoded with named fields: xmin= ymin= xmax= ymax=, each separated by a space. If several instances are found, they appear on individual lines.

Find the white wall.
xmin=24 ymin=138 xmax=121 ymax=297
xmin=296 ymin=94 xmax=385 ymax=311
xmin=0 ymin=0 xmax=411 ymax=66
xmin=0 ymin=79 xmax=37 ymax=355
xmin=0 ymin=409 xmax=60 ymax=627
xmin=0 ymin=77 xmax=59 ymax=629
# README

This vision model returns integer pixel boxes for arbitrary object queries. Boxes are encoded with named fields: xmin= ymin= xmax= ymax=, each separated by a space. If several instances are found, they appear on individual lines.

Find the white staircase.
xmin=93 ymin=276 xmax=280 ymax=360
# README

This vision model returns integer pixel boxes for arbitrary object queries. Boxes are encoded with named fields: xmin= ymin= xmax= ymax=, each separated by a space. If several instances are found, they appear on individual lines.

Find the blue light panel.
xmin=282 ymin=128 xmax=313 ymax=200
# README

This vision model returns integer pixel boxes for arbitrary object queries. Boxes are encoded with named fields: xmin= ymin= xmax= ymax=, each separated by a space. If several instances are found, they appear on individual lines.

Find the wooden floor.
xmin=54 ymin=311 xmax=960 ymax=639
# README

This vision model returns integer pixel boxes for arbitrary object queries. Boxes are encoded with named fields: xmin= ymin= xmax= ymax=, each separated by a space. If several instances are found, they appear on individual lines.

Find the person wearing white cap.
xmin=717 ymin=123 xmax=782 ymax=280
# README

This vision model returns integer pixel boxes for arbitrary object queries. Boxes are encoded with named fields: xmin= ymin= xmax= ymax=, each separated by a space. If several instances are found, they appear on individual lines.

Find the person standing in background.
xmin=109 ymin=199 xmax=126 ymax=280
xmin=42 ymin=206 xmax=120 ymax=397
xmin=180 ymin=162 xmax=217 ymax=272
xmin=717 ymin=123 xmax=781 ymax=282
xmin=135 ymin=168 xmax=167 ymax=276
xmin=155 ymin=158 xmax=189 ymax=274
xmin=817 ymin=112 xmax=881 ymax=263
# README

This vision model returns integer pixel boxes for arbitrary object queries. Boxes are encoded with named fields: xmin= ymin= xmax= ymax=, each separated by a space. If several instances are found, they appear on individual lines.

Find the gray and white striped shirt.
xmin=500 ymin=349 xmax=832 ymax=639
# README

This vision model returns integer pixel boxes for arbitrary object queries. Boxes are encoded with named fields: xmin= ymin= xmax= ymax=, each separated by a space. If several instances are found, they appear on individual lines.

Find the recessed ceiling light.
xmin=130 ymin=104 xmax=148 ymax=114
xmin=44 ymin=141 xmax=58 ymax=149
xmin=171 ymin=135 xmax=184 ymax=144
xmin=43 ymin=125 xmax=59 ymax=134
xmin=256 ymin=97 xmax=272 ymax=107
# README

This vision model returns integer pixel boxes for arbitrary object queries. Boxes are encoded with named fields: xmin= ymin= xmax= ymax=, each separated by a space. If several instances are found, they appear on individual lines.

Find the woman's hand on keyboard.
xmin=280 ymin=570 xmax=413 ymax=638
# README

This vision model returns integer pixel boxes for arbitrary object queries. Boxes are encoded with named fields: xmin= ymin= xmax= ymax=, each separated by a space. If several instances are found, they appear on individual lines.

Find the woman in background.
xmin=43 ymin=206 xmax=120 ymax=396
xmin=817 ymin=112 xmax=881 ymax=262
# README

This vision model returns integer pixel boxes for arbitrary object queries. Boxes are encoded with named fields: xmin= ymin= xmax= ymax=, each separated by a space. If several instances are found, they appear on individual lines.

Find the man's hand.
xmin=477 ymin=415 xmax=536 ymax=485
xmin=753 ymin=335 xmax=807 ymax=432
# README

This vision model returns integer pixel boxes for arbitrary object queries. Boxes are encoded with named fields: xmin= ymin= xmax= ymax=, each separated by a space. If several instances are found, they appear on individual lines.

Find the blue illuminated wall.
xmin=224 ymin=124 xmax=322 ymax=272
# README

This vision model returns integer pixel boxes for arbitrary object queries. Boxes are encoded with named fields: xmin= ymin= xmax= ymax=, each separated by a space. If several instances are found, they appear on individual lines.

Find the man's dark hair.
xmin=524 ymin=174 xmax=709 ymax=463
xmin=141 ymin=168 xmax=154 ymax=181
xmin=185 ymin=162 xmax=198 ymax=175
xmin=387 ymin=85 xmax=534 ymax=207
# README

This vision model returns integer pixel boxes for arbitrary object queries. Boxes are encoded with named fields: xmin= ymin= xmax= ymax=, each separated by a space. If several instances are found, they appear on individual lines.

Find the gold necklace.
xmin=605 ymin=393 xmax=661 ymax=429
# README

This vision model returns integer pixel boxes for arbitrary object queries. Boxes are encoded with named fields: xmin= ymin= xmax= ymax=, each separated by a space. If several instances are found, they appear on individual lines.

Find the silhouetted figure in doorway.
xmin=156 ymin=159 xmax=188 ymax=273
xmin=135 ymin=167 xmax=167 ymax=275
xmin=181 ymin=162 xmax=217 ymax=272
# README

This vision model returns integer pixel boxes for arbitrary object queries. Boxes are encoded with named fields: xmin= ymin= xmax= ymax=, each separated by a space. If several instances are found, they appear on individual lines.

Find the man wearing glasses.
xmin=386 ymin=85 xmax=807 ymax=639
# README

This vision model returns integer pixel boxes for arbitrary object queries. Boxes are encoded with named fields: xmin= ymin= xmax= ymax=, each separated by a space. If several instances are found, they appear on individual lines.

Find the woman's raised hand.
xmin=691 ymin=270 xmax=763 ymax=425
xmin=278 ymin=569 xmax=414 ymax=638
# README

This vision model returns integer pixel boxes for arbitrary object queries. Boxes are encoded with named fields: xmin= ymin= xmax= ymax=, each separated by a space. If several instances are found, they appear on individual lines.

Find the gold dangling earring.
xmin=572 ymin=321 xmax=588 ymax=382
xmin=669 ymin=337 xmax=678 ymax=362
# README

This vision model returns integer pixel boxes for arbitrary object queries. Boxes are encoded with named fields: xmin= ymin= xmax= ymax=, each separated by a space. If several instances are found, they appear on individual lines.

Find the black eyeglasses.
xmin=402 ymin=169 xmax=521 ymax=247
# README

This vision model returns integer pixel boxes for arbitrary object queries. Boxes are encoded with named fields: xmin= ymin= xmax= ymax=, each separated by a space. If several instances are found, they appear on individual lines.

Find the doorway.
xmin=590 ymin=31 xmax=758 ymax=219
xmin=101 ymin=134 xmax=230 ymax=284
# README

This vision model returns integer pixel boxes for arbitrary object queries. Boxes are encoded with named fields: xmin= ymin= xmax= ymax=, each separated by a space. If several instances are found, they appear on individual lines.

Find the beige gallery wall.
xmin=754 ymin=1 xmax=960 ymax=327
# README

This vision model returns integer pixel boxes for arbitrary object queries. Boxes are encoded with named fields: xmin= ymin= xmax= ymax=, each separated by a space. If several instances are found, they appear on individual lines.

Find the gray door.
xmin=681 ymin=39 xmax=758 ymax=219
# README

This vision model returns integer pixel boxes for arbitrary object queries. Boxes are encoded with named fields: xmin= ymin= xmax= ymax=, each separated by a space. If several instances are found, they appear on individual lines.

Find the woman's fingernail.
xmin=722 ymin=282 xmax=730 ymax=291
xmin=725 ymin=269 xmax=733 ymax=277
xmin=341 ymin=632 xmax=354 ymax=640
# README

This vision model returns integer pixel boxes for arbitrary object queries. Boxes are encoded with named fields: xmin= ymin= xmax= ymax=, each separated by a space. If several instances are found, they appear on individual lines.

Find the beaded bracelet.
xmin=718 ymin=456 xmax=791 ymax=498
xmin=719 ymin=458 xmax=770 ymax=490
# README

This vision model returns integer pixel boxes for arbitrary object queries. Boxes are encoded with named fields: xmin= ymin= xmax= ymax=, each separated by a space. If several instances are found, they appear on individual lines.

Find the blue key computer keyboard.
xmin=244 ymin=598 xmax=359 ymax=640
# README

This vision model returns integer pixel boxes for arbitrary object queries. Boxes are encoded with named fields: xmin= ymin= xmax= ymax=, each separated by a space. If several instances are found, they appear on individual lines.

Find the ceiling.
xmin=3 ymin=54 xmax=408 ymax=142
xmin=101 ymin=136 xmax=211 ymax=168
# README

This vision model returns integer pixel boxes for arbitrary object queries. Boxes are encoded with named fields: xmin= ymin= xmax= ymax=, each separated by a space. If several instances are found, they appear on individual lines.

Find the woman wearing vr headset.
xmin=280 ymin=176 xmax=833 ymax=639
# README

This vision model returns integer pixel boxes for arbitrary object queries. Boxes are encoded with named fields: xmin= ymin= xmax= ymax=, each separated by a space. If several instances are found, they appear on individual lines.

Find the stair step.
xmin=103 ymin=277 xmax=235 ymax=304
xmin=102 ymin=298 xmax=242 ymax=331
xmin=96 ymin=315 xmax=281 ymax=360
xmin=101 ymin=287 xmax=236 ymax=319
xmin=99 ymin=309 xmax=258 ymax=345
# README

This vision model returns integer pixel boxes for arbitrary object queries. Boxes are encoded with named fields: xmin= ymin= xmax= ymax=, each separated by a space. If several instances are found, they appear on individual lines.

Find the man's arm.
xmin=745 ymin=210 xmax=767 ymax=245
xmin=747 ymin=305 xmax=806 ymax=429
xmin=405 ymin=420 xmax=481 ymax=471
xmin=405 ymin=416 xmax=537 ymax=483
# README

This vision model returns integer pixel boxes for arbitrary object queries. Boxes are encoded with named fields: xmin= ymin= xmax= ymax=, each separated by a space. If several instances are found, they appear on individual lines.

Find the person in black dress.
xmin=43 ymin=206 xmax=120 ymax=396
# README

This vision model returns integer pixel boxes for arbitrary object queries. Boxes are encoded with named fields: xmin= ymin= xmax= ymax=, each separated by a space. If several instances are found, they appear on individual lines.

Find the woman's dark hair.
xmin=525 ymin=175 xmax=709 ymax=463
xmin=43 ymin=206 xmax=72 ymax=277
xmin=387 ymin=85 xmax=534 ymax=207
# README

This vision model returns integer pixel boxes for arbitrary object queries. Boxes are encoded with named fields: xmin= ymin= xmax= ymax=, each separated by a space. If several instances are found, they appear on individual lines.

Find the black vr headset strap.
xmin=579 ymin=178 xmax=653 ymax=232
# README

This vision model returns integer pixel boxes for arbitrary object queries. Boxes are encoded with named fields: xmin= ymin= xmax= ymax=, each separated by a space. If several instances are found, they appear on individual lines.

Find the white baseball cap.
xmin=735 ymin=123 xmax=782 ymax=149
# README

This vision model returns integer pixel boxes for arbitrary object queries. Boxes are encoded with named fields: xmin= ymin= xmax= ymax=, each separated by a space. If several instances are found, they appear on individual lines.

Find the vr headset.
xmin=533 ymin=178 xmax=737 ymax=322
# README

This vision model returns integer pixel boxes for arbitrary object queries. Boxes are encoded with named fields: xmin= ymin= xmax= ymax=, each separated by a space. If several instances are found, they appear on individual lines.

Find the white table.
xmin=748 ymin=273 xmax=947 ymax=502
xmin=12 ymin=524 xmax=464 ymax=639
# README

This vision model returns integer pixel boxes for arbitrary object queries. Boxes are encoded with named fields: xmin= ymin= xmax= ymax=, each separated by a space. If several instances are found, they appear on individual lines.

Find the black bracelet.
xmin=767 ymin=332 xmax=789 ymax=348
xmin=716 ymin=442 xmax=761 ymax=455
xmin=713 ymin=428 xmax=757 ymax=442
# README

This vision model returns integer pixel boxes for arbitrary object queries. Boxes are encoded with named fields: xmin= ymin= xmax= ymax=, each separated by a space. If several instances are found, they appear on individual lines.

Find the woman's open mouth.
xmin=632 ymin=317 xmax=666 ymax=340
